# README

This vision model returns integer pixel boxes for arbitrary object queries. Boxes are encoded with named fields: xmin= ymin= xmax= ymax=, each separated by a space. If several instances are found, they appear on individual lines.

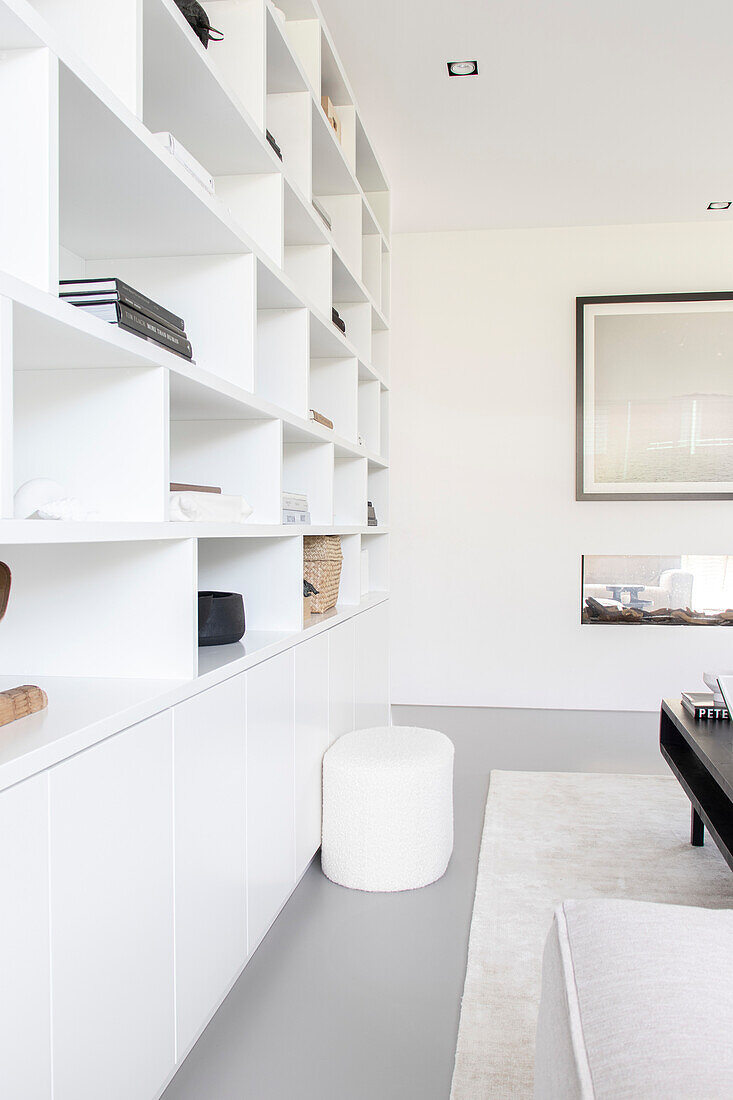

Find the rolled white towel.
xmin=169 ymin=491 xmax=254 ymax=523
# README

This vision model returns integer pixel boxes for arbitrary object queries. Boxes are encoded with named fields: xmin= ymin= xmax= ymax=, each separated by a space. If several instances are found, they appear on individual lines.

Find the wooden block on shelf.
xmin=321 ymin=96 xmax=342 ymax=143
xmin=0 ymin=686 xmax=48 ymax=728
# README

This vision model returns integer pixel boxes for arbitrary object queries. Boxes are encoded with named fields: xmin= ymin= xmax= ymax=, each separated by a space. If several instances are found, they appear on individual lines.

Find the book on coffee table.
xmin=681 ymin=692 xmax=730 ymax=721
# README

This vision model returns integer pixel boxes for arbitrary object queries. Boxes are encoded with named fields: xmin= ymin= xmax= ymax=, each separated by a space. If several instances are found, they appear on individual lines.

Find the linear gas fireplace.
xmin=582 ymin=555 xmax=733 ymax=625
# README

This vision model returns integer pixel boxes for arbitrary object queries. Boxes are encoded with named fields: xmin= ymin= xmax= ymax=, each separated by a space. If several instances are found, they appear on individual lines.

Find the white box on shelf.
xmin=153 ymin=132 xmax=216 ymax=196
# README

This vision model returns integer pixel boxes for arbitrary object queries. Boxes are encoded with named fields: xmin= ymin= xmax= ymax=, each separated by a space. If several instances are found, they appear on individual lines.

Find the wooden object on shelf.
xmin=0 ymin=686 xmax=48 ymax=728
xmin=309 ymin=409 xmax=334 ymax=430
xmin=170 ymin=482 xmax=222 ymax=494
xmin=321 ymin=95 xmax=342 ymax=143
xmin=304 ymin=535 xmax=343 ymax=613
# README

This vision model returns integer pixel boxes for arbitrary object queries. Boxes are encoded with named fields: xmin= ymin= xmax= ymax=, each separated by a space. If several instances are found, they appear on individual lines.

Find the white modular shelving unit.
xmin=0 ymin=1 xmax=390 ymax=1097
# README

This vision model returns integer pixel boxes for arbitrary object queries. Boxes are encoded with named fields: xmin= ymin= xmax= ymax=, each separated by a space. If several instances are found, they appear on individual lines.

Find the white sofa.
xmin=534 ymin=899 xmax=733 ymax=1098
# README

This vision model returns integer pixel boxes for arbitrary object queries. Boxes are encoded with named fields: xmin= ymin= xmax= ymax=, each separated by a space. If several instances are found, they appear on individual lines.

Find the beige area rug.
xmin=450 ymin=770 xmax=733 ymax=1099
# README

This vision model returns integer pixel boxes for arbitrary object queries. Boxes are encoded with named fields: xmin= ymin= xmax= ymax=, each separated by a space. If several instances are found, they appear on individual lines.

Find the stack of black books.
xmin=332 ymin=306 xmax=346 ymax=334
xmin=266 ymin=130 xmax=283 ymax=161
xmin=60 ymin=278 xmax=193 ymax=360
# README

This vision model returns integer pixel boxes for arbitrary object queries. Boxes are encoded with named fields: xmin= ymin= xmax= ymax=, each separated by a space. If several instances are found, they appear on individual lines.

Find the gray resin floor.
xmin=162 ymin=705 xmax=663 ymax=1100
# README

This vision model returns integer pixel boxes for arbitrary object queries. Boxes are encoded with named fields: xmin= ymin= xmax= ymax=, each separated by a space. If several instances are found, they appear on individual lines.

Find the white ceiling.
xmin=317 ymin=0 xmax=733 ymax=233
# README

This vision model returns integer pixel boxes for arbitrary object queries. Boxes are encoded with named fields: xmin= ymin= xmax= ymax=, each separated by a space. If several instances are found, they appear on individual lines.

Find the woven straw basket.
xmin=304 ymin=535 xmax=343 ymax=613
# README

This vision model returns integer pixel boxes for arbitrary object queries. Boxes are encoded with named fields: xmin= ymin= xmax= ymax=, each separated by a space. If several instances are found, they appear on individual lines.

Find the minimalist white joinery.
xmin=0 ymin=0 xmax=390 ymax=1096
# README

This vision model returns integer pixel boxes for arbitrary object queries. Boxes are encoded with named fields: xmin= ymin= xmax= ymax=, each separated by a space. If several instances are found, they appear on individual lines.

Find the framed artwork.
xmin=576 ymin=292 xmax=733 ymax=500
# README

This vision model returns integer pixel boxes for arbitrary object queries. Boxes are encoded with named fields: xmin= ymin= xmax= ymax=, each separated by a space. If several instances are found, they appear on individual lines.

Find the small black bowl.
xmin=198 ymin=591 xmax=246 ymax=647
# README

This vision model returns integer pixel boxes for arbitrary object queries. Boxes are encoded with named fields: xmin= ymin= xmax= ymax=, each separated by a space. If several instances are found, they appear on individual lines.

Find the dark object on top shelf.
xmin=266 ymin=130 xmax=283 ymax=161
xmin=332 ymin=307 xmax=346 ymax=334
xmin=0 ymin=562 xmax=9 ymax=621
xmin=198 ymin=591 xmax=246 ymax=646
xmin=367 ymin=501 xmax=378 ymax=526
xmin=173 ymin=0 xmax=224 ymax=48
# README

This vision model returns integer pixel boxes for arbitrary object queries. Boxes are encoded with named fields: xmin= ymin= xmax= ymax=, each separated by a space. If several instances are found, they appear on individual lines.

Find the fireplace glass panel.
xmin=582 ymin=555 xmax=733 ymax=624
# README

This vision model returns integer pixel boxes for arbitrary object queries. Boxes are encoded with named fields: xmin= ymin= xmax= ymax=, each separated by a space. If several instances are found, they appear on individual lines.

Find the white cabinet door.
xmin=246 ymin=649 xmax=295 ymax=954
xmin=49 ymin=712 xmax=175 ymax=1100
xmin=294 ymin=632 xmax=329 ymax=878
xmin=355 ymin=602 xmax=390 ymax=729
xmin=0 ymin=773 xmax=52 ymax=1099
xmin=174 ymin=675 xmax=247 ymax=1057
xmin=328 ymin=618 xmax=355 ymax=745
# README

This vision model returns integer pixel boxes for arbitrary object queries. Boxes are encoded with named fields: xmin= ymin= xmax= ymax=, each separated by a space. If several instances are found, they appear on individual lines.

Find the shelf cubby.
xmin=310 ymin=356 xmax=358 ymax=441
xmin=311 ymin=97 xmax=358 ymax=198
xmin=198 ymin=533 xmax=302 ymax=632
xmin=381 ymin=242 xmax=390 ymax=319
xmin=83 ymin=253 xmax=257 ymax=392
xmin=256 ymin=305 xmax=308 ymax=416
xmin=361 ymin=529 xmax=389 ymax=593
xmin=170 ymin=416 xmax=281 ymax=524
xmin=282 ymin=437 xmax=333 ymax=524
xmin=372 ymin=329 xmax=390 ymax=382
xmin=367 ymin=462 xmax=389 ymax=528
xmin=310 ymin=307 xmax=349 ymax=358
xmin=338 ymin=531 xmax=362 ymax=605
xmin=333 ymin=453 xmax=367 ymax=526
xmin=203 ymin=0 xmax=266 ymax=131
xmin=0 ymin=45 xmax=58 ymax=293
xmin=0 ymin=538 xmax=196 ymax=678
xmin=380 ymin=384 xmax=390 ymax=460
xmin=282 ymin=15 xmax=321 ymax=95
xmin=266 ymin=3 xmax=308 ymax=96
xmin=58 ymin=65 xmax=250 ymax=265
xmin=333 ymin=301 xmax=371 ymax=364
xmin=315 ymin=194 xmax=361 ymax=276
xmin=284 ymin=180 xmax=327 ymax=248
xmin=358 ymin=378 xmax=380 ymax=453
xmin=266 ymin=90 xmax=312 ymax=199
xmin=354 ymin=106 xmax=385 ymax=180
xmin=283 ymin=244 xmax=331 ymax=317
xmin=362 ymin=233 xmax=382 ymax=310
xmin=365 ymin=190 xmax=391 ymax=242
xmin=143 ymin=0 xmax=273 ymax=177
xmin=0 ymin=299 xmax=10 ymax=518
xmin=215 ymin=173 xmax=284 ymax=267
xmin=28 ymin=0 xmax=142 ymax=116
xmin=14 ymin=363 xmax=168 ymax=523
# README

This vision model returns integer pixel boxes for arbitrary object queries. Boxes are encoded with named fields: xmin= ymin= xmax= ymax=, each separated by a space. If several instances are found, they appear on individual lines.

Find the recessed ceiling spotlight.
xmin=708 ymin=201 xmax=732 ymax=210
xmin=447 ymin=60 xmax=479 ymax=77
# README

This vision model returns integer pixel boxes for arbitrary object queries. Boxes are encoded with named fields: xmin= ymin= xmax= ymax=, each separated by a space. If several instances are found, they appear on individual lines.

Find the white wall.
xmin=391 ymin=222 xmax=733 ymax=711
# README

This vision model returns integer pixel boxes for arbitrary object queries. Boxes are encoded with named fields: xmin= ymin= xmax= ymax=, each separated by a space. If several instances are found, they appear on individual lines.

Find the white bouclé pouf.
xmin=321 ymin=726 xmax=454 ymax=892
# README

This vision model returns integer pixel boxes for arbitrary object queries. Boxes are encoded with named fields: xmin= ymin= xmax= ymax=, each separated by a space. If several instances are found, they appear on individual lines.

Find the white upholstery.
xmin=535 ymin=899 xmax=733 ymax=1099
xmin=321 ymin=726 xmax=454 ymax=892
xmin=584 ymin=569 xmax=694 ymax=612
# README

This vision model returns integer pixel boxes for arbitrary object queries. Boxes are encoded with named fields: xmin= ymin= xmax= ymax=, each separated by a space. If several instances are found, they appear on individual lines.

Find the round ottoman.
xmin=321 ymin=726 xmax=454 ymax=892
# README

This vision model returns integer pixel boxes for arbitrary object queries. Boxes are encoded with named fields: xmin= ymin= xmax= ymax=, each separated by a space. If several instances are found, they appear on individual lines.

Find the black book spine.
xmin=116 ymin=282 xmax=185 ymax=333
xmin=61 ymin=280 xmax=186 ymax=333
xmin=682 ymin=700 xmax=730 ymax=721
xmin=116 ymin=304 xmax=193 ymax=359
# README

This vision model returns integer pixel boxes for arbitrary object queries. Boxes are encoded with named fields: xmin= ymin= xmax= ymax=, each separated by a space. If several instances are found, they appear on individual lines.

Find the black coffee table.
xmin=660 ymin=700 xmax=733 ymax=870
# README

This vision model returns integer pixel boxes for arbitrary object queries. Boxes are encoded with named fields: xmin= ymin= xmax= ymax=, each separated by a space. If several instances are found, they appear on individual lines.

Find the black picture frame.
xmin=576 ymin=291 xmax=733 ymax=501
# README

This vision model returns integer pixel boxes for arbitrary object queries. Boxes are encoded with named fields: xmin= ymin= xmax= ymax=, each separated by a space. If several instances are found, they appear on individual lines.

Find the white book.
xmin=154 ymin=132 xmax=216 ymax=196
xmin=283 ymin=509 xmax=311 ymax=524
xmin=281 ymin=493 xmax=308 ymax=511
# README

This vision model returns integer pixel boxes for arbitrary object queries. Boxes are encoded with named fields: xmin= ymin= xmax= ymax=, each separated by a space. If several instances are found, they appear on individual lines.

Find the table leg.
xmin=691 ymin=807 xmax=705 ymax=847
